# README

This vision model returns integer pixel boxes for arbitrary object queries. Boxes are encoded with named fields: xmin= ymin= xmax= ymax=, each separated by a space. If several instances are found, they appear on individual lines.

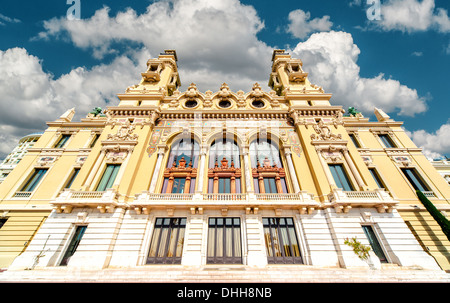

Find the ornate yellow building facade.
xmin=0 ymin=50 xmax=449 ymax=273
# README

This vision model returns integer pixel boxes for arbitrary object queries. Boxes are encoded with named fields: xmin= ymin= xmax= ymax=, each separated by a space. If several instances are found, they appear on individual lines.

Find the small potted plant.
xmin=344 ymin=237 xmax=375 ymax=269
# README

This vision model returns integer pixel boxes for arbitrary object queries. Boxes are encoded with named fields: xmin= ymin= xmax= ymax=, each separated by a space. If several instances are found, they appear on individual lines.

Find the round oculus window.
xmin=218 ymin=100 xmax=232 ymax=108
xmin=252 ymin=100 xmax=265 ymax=108
xmin=185 ymin=100 xmax=198 ymax=108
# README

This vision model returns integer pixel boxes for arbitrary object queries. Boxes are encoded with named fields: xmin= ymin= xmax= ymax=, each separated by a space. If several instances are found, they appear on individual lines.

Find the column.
xmin=195 ymin=146 xmax=207 ymax=193
xmin=342 ymin=148 xmax=366 ymax=190
xmin=242 ymin=146 xmax=253 ymax=193
xmin=283 ymin=147 xmax=301 ymax=193
xmin=83 ymin=150 xmax=106 ymax=190
xmin=113 ymin=149 xmax=133 ymax=188
xmin=316 ymin=149 xmax=336 ymax=189
xmin=148 ymin=146 xmax=167 ymax=192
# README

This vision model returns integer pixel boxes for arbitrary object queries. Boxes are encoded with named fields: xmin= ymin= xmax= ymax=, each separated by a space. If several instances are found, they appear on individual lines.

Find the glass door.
xmin=207 ymin=218 xmax=242 ymax=264
xmin=60 ymin=225 xmax=87 ymax=266
xmin=147 ymin=218 xmax=186 ymax=264
xmin=263 ymin=218 xmax=303 ymax=264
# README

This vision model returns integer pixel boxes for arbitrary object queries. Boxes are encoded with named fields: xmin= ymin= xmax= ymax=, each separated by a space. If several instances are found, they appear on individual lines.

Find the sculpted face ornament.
xmin=186 ymin=83 xmax=199 ymax=100
xmin=218 ymin=83 xmax=231 ymax=99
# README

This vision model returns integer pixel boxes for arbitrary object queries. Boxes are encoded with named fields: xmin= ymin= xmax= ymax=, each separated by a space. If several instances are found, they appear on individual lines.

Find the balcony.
xmin=13 ymin=191 xmax=32 ymax=199
xmin=131 ymin=191 xmax=319 ymax=215
xmin=328 ymin=188 xmax=398 ymax=213
xmin=422 ymin=191 xmax=437 ymax=199
xmin=52 ymin=188 xmax=121 ymax=214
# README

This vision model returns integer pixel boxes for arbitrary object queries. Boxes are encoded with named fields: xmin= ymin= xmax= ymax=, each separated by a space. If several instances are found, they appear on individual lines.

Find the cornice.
xmin=159 ymin=109 xmax=290 ymax=120
xmin=284 ymin=93 xmax=333 ymax=101
xmin=343 ymin=120 xmax=403 ymax=127
xmin=117 ymin=93 xmax=165 ymax=100
xmin=105 ymin=106 xmax=160 ymax=117
xmin=46 ymin=121 xmax=106 ymax=128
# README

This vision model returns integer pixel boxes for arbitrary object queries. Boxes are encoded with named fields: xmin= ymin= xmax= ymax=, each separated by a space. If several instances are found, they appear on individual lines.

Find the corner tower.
xmin=117 ymin=49 xmax=181 ymax=107
xmin=269 ymin=49 xmax=332 ymax=107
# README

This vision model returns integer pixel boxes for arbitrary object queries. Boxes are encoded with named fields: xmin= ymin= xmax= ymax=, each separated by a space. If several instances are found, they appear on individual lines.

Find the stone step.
xmin=1 ymin=265 xmax=449 ymax=283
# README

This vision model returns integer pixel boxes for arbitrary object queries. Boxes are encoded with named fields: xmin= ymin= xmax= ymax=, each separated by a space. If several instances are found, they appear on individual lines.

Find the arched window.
xmin=250 ymin=138 xmax=288 ymax=193
xmin=161 ymin=137 xmax=199 ymax=194
xmin=208 ymin=138 xmax=241 ymax=193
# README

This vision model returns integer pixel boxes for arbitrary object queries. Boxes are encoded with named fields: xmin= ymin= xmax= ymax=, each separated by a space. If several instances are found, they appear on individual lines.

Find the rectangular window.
xmin=64 ymin=168 xmax=80 ymax=189
xmin=207 ymin=217 xmax=242 ymax=264
xmin=349 ymin=133 xmax=361 ymax=148
xmin=163 ymin=177 xmax=196 ymax=193
xmin=208 ymin=178 xmax=214 ymax=193
xmin=60 ymin=225 xmax=87 ymax=266
xmin=362 ymin=225 xmax=388 ymax=263
xmin=378 ymin=134 xmax=396 ymax=148
xmin=263 ymin=217 xmax=303 ymax=264
xmin=54 ymin=134 xmax=71 ymax=148
xmin=96 ymin=164 xmax=121 ymax=191
xmin=218 ymin=178 xmax=231 ymax=193
xmin=401 ymin=168 xmax=430 ymax=192
xmin=280 ymin=177 xmax=288 ymax=193
xmin=0 ymin=218 xmax=7 ymax=229
xmin=147 ymin=218 xmax=186 ymax=264
xmin=20 ymin=168 xmax=48 ymax=192
xmin=369 ymin=168 xmax=385 ymax=189
xmin=189 ymin=178 xmax=196 ymax=193
xmin=90 ymin=134 xmax=100 ymax=148
xmin=263 ymin=177 xmax=278 ymax=193
xmin=329 ymin=164 xmax=354 ymax=191
xmin=172 ymin=178 xmax=186 ymax=193
xmin=254 ymin=177 xmax=287 ymax=193
xmin=253 ymin=178 xmax=260 ymax=193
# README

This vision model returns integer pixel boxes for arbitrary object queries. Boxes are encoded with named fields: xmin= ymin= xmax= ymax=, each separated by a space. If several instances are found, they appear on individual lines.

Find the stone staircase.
xmin=1 ymin=265 xmax=449 ymax=283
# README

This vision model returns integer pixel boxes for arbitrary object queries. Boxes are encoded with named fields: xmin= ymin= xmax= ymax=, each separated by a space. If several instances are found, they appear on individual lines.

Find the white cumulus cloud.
xmin=291 ymin=31 xmax=428 ymax=116
xmin=407 ymin=122 xmax=450 ymax=159
xmin=375 ymin=0 xmax=450 ymax=33
xmin=286 ymin=9 xmax=333 ymax=39
xmin=0 ymin=47 xmax=149 ymax=159
xmin=36 ymin=0 xmax=273 ymax=92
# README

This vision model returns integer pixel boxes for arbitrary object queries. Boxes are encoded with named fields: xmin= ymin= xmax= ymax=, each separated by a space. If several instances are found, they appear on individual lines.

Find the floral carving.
xmin=311 ymin=120 xmax=342 ymax=141
xmin=107 ymin=120 xmax=138 ymax=141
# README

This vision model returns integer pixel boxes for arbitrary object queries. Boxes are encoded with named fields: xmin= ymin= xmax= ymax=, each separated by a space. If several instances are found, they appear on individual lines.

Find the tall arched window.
xmin=161 ymin=137 xmax=199 ymax=194
xmin=249 ymin=138 xmax=288 ymax=193
xmin=208 ymin=138 xmax=241 ymax=193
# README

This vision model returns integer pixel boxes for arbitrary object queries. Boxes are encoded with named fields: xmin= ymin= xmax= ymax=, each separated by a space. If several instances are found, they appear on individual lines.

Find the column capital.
xmin=283 ymin=145 xmax=293 ymax=156
xmin=156 ymin=145 xmax=168 ymax=155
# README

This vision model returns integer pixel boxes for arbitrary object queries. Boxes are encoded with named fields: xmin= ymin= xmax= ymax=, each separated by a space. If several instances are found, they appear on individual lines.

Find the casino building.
xmin=1 ymin=50 xmax=449 ymax=274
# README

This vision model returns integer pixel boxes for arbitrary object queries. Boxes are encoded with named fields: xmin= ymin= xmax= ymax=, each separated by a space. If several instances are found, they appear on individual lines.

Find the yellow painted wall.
xmin=0 ymin=210 xmax=49 ymax=268
xmin=400 ymin=209 xmax=450 ymax=271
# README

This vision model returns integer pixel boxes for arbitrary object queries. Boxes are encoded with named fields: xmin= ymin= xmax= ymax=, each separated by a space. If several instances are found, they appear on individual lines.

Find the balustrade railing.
xmin=422 ymin=191 xmax=436 ymax=198
xmin=134 ymin=192 xmax=315 ymax=202
xmin=202 ymin=193 xmax=247 ymax=201
xmin=255 ymin=193 xmax=310 ymax=201
xmin=343 ymin=191 xmax=379 ymax=199
xmin=70 ymin=191 xmax=104 ymax=199
xmin=144 ymin=193 xmax=194 ymax=200
xmin=13 ymin=191 xmax=32 ymax=198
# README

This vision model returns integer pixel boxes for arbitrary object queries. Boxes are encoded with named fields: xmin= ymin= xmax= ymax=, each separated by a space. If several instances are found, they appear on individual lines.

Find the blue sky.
xmin=0 ymin=0 xmax=449 ymax=159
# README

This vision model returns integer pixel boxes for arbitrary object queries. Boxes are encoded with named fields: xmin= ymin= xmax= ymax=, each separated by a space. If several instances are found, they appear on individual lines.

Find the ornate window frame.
xmin=161 ymin=137 xmax=200 ymax=194
xmin=249 ymin=138 xmax=288 ymax=194
xmin=370 ymin=129 xmax=400 ymax=149
xmin=207 ymin=138 xmax=242 ymax=194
